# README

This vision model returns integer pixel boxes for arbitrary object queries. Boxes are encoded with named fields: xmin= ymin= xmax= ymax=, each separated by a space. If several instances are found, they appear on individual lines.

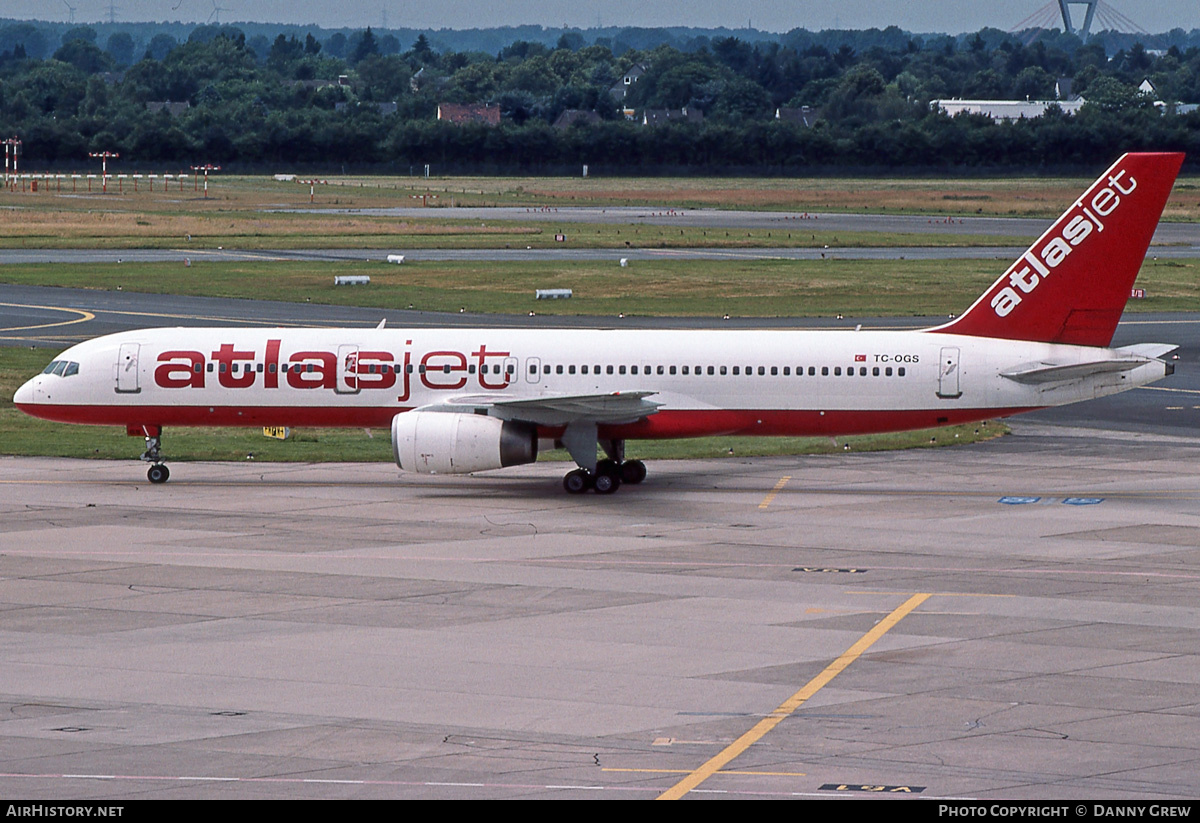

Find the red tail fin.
xmin=934 ymin=152 xmax=1184 ymax=347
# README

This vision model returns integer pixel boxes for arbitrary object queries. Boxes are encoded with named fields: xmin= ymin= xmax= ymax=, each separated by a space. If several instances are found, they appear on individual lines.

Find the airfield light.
xmin=89 ymin=151 xmax=119 ymax=194
xmin=191 ymin=164 xmax=221 ymax=199
xmin=3 ymin=138 xmax=22 ymax=189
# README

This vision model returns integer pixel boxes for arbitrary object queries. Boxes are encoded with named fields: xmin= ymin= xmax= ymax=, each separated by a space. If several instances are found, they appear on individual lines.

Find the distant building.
xmin=437 ymin=103 xmax=501 ymax=126
xmin=1138 ymin=78 xmax=1199 ymax=115
xmin=775 ymin=106 xmax=822 ymax=127
xmin=642 ymin=107 xmax=703 ymax=126
xmin=553 ymin=109 xmax=602 ymax=129
xmin=609 ymin=63 xmax=647 ymax=101
xmin=931 ymin=98 xmax=1085 ymax=121
xmin=1055 ymin=77 xmax=1080 ymax=101
xmin=145 ymin=101 xmax=191 ymax=117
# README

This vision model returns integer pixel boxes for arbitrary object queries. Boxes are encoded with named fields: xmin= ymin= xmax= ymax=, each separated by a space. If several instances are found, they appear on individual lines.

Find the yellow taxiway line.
xmin=657 ymin=592 xmax=931 ymax=800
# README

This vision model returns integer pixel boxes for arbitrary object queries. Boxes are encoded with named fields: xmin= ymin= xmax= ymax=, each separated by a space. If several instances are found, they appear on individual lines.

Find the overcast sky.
xmin=13 ymin=0 xmax=1195 ymax=35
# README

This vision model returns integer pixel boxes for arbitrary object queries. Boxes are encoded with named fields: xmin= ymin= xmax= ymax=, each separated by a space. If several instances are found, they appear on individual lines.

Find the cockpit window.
xmin=41 ymin=360 xmax=79 ymax=377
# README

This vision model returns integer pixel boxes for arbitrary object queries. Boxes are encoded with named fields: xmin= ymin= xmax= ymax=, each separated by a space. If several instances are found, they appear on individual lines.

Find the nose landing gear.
xmin=138 ymin=428 xmax=170 ymax=484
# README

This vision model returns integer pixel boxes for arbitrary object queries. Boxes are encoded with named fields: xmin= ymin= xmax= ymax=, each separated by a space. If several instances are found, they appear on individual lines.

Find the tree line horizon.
xmin=1 ymin=19 xmax=1198 ymax=174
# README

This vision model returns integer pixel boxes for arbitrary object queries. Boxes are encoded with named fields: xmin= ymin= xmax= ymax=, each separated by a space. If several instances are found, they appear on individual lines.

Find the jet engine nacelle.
xmin=391 ymin=411 xmax=538 ymax=474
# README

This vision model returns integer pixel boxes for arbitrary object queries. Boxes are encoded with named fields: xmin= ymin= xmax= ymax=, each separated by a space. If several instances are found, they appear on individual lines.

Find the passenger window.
xmin=219 ymin=362 xmax=227 ymax=373
xmin=834 ymin=367 xmax=841 ymax=376
xmin=732 ymin=366 xmax=740 ymax=375
xmin=898 ymin=367 xmax=906 ymax=377
xmin=770 ymin=366 xmax=778 ymax=376
xmin=631 ymin=365 xmax=638 ymax=375
xmin=859 ymin=367 xmax=867 ymax=376
xmin=569 ymin=365 xmax=576 ymax=375
xmin=707 ymin=366 xmax=715 ymax=375
xmin=529 ymin=364 xmax=536 ymax=374
xmin=670 ymin=366 xmax=677 ymax=375
xmin=719 ymin=366 xmax=727 ymax=375
xmin=783 ymin=367 xmax=790 ymax=376
xmin=556 ymin=365 xmax=564 ymax=374
xmin=619 ymin=365 xmax=626 ymax=375
xmin=873 ymin=367 xmax=880 ymax=376
xmin=758 ymin=366 xmax=765 ymax=376
xmin=606 ymin=365 xmax=613 ymax=375
xmin=809 ymin=367 xmax=816 ymax=376
xmin=544 ymin=365 xmax=551 ymax=374
xmin=824 ymin=367 xmax=831 ymax=376
xmin=682 ymin=366 xmax=689 ymax=375
xmin=194 ymin=363 xmax=203 ymax=373
xmin=582 ymin=365 xmax=589 ymax=374
xmin=886 ymin=367 xmax=893 ymax=376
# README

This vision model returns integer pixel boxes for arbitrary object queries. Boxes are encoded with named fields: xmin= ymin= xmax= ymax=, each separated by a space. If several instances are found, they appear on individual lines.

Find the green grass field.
xmin=4 ymin=256 xmax=1197 ymax=317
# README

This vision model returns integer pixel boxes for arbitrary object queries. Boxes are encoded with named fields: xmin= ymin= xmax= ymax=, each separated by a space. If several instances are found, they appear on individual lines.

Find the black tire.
xmin=563 ymin=469 xmax=591 ymax=494
xmin=620 ymin=459 xmax=647 ymax=484
xmin=596 ymin=458 xmax=619 ymax=477
xmin=593 ymin=471 xmax=621 ymax=494
xmin=147 ymin=464 xmax=170 ymax=484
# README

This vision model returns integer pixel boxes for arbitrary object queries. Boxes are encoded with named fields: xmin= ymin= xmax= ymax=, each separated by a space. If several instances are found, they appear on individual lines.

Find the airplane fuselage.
xmin=14 ymin=326 xmax=1170 ymax=439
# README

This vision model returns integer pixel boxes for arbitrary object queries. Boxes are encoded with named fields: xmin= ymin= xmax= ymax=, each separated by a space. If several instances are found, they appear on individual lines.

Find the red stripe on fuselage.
xmin=15 ymin=402 xmax=1038 ymax=438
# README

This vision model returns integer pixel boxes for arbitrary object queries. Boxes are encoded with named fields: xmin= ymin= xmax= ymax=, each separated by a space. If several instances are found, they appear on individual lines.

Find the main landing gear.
xmin=562 ymin=459 xmax=647 ymax=495
xmin=558 ymin=423 xmax=646 ymax=495
xmin=139 ymin=430 xmax=170 ymax=484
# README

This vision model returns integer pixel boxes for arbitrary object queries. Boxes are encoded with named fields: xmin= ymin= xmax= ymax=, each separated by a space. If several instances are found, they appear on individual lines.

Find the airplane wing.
xmin=413 ymin=390 xmax=662 ymax=426
xmin=1000 ymin=345 xmax=1177 ymax=385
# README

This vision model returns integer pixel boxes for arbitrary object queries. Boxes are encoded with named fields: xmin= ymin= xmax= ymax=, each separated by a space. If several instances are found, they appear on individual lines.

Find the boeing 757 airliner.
xmin=13 ymin=152 xmax=1184 ymax=493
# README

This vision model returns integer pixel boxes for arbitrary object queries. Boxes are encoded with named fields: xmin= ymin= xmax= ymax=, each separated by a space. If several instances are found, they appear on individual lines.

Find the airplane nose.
xmin=13 ymin=376 xmax=37 ymax=406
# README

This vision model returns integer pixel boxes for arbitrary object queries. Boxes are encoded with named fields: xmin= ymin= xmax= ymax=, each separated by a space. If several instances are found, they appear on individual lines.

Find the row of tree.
xmin=1 ymin=21 xmax=1198 ymax=172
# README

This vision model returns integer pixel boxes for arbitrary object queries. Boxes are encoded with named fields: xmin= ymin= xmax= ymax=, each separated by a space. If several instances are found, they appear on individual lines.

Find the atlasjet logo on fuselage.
xmin=990 ymin=169 xmax=1137 ymax=318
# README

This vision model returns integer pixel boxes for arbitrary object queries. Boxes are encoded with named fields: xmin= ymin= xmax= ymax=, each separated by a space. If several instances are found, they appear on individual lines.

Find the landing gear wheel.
xmin=593 ymin=470 xmax=621 ymax=495
xmin=563 ymin=469 xmax=592 ymax=494
xmin=620 ymin=459 xmax=647 ymax=485
xmin=147 ymin=464 xmax=170 ymax=484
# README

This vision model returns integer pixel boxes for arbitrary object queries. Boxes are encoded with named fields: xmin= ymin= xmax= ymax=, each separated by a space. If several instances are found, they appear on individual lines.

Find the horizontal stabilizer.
xmin=1001 ymin=357 xmax=1160 ymax=384
xmin=1116 ymin=343 xmax=1178 ymax=359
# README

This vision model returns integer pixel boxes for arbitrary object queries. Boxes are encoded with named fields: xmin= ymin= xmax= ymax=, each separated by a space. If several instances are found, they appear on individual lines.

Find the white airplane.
xmin=13 ymin=152 xmax=1184 ymax=493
